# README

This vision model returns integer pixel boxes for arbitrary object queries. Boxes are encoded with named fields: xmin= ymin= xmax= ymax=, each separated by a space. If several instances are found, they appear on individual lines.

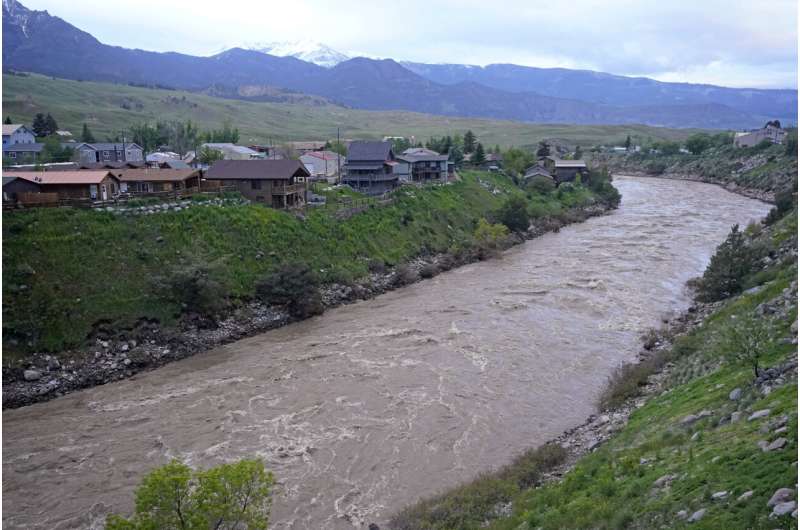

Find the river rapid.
xmin=2 ymin=176 xmax=771 ymax=529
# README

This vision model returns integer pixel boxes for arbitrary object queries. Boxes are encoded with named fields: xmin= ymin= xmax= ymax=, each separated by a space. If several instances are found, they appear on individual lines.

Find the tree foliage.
xmin=4 ymin=116 xmax=12 ymax=124
xmin=463 ymin=130 xmax=476 ymax=154
xmin=256 ymin=263 xmax=323 ymax=318
xmin=40 ymin=136 xmax=74 ymax=163
xmin=32 ymin=112 xmax=58 ymax=137
xmin=536 ymin=141 xmax=550 ymax=158
xmin=474 ymin=218 xmax=509 ymax=255
xmin=695 ymin=224 xmax=760 ymax=302
xmin=503 ymin=147 xmax=535 ymax=177
xmin=106 ymin=459 xmax=274 ymax=530
xmin=81 ymin=123 xmax=96 ymax=143
xmin=197 ymin=146 xmax=224 ymax=166
xmin=722 ymin=313 xmax=775 ymax=378
xmin=684 ymin=133 xmax=712 ymax=155
xmin=496 ymin=196 xmax=530 ymax=232
xmin=472 ymin=143 xmax=486 ymax=165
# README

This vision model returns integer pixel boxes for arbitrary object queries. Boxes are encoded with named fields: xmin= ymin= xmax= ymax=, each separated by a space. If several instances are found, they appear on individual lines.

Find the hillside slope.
xmin=1 ymin=73 xmax=702 ymax=148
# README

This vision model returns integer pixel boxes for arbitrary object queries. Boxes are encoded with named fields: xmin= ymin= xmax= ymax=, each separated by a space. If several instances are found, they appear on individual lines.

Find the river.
xmin=2 ymin=176 xmax=771 ymax=529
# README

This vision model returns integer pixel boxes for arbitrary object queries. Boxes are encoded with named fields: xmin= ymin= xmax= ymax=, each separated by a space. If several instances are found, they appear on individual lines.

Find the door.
xmin=90 ymin=185 xmax=98 ymax=200
xmin=101 ymin=184 xmax=107 ymax=201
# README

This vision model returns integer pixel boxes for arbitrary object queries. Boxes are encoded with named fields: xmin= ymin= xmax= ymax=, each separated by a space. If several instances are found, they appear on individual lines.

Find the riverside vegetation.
xmin=2 ymin=169 xmax=619 ymax=377
xmin=389 ymin=172 xmax=797 ymax=528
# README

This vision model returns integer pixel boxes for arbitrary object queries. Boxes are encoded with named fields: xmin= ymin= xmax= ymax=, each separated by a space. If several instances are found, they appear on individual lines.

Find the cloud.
xmin=21 ymin=0 xmax=798 ymax=88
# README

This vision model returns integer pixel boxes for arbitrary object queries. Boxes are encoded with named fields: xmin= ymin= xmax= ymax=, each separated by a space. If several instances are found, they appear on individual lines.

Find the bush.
xmin=695 ymin=224 xmax=760 ymax=302
xmin=765 ymin=187 xmax=796 ymax=225
xmin=526 ymin=175 xmax=556 ymax=194
xmin=645 ymin=160 xmax=667 ymax=174
xmin=474 ymin=218 xmax=509 ymax=258
xmin=161 ymin=262 xmax=227 ymax=320
xmin=106 ymin=459 xmax=273 ymax=530
xmin=721 ymin=312 xmax=776 ymax=379
xmin=496 ymin=196 xmax=531 ymax=232
xmin=255 ymin=263 xmax=323 ymax=318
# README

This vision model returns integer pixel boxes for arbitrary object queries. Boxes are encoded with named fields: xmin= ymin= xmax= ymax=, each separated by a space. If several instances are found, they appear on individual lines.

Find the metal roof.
xmin=554 ymin=160 xmax=587 ymax=168
xmin=111 ymin=168 xmax=199 ymax=182
xmin=3 ymin=143 xmax=44 ymax=152
xmin=2 ymin=124 xmax=29 ymax=135
xmin=11 ymin=171 xmax=115 ymax=185
xmin=346 ymin=141 xmax=392 ymax=162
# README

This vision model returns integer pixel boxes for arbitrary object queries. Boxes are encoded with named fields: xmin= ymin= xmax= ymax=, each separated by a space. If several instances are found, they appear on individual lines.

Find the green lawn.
xmin=2 ymin=73 xmax=701 ymax=148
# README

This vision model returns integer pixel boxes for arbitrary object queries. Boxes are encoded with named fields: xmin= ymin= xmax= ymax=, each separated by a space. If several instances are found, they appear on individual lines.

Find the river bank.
xmin=2 ymin=202 xmax=611 ymax=409
xmin=610 ymin=170 xmax=776 ymax=203
xmin=390 ymin=191 xmax=796 ymax=529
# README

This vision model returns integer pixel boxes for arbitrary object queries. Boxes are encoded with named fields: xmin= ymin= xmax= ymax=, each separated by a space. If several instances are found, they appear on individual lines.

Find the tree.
xmin=463 ymin=130 xmax=476 ymax=154
xmin=4 ymin=116 xmax=11 ymax=124
xmin=624 ymin=135 xmax=631 ymax=150
xmin=722 ymin=313 xmax=775 ymax=379
xmin=526 ymin=175 xmax=556 ymax=194
xmin=536 ymin=141 xmax=550 ymax=158
xmin=31 ymin=113 xmax=48 ymax=137
xmin=106 ymin=459 xmax=274 ymax=530
xmin=40 ymin=136 xmax=74 ymax=163
xmin=44 ymin=113 xmax=58 ymax=136
xmin=503 ymin=147 xmax=534 ymax=177
xmin=684 ymin=133 xmax=712 ymax=155
xmin=574 ymin=145 xmax=582 ymax=159
xmin=326 ymin=140 xmax=347 ymax=156
xmin=472 ymin=143 xmax=486 ymax=165
xmin=80 ymin=123 xmax=96 ymax=143
xmin=696 ymin=225 xmax=759 ymax=302
xmin=496 ymin=196 xmax=530 ymax=232
xmin=197 ymin=146 xmax=224 ymax=166
xmin=474 ymin=218 xmax=509 ymax=256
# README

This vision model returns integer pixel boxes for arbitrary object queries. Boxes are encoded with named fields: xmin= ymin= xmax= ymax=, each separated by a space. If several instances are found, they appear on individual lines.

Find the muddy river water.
xmin=2 ymin=176 xmax=771 ymax=529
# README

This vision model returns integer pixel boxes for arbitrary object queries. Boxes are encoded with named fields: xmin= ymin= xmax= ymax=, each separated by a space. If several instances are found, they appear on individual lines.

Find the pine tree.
xmin=464 ymin=130 xmax=476 ymax=154
xmin=536 ymin=141 xmax=550 ymax=157
xmin=32 ymin=113 xmax=48 ymax=137
xmin=624 ymin=135 xmax=632 ymax=150
xmin=44 ymin=113 xmax=59 ymax=136
xmin=574 ymin=145 xmax=582 ymax=159
xmin=81 ymin=123 xmax=96 ymax=143
xmin=4 ymin=116 xmax=12 ymax=124
xmin=473 ymin=142 xmax=486 ymax=165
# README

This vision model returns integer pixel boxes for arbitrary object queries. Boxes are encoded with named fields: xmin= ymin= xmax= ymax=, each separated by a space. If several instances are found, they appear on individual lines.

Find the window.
xmin=103 ymin=151 xmax=111 ymax=160
xmin=9 ymin=152 xmax=16 ymax=159
xmin=251 ymin=180 xmax=262 ymax=190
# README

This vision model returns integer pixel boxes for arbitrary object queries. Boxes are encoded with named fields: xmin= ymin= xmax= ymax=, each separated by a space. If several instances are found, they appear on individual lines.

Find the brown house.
xmin=11 ymin=170 xmax=120 ymax=200
xmin=111 ymin=168 xmax=201 ymax=194
xmin=3 ymin=176 xmax=41 ymax=203
xmin=206 ymin=160 xmax=308 ymax=208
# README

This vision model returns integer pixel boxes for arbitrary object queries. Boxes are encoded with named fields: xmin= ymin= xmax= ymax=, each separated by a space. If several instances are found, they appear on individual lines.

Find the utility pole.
xmin=336 ymin=127 xmax=341 ymax=183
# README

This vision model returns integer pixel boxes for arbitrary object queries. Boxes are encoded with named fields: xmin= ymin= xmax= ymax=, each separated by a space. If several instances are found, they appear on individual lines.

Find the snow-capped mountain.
xmin=245 ymin=40 xmax=349 ymax=68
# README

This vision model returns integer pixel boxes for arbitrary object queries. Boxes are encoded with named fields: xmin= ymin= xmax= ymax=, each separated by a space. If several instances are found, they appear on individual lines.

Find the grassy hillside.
xmin=2 ymin=73 xmax=700 ymax=148
xmin=391 ymin=209 xmax=798 ymax=530
xmin=2 ymin=171 xmax=611 ymax=355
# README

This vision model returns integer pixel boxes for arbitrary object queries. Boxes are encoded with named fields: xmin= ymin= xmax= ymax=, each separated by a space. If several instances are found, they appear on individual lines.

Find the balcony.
xmin=271 ymin=183 xmax=305 ymax=195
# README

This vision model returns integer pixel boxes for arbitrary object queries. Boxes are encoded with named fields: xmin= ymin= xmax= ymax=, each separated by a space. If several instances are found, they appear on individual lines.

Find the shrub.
xmin=695 ymin=224 xmax=759 ymax=302
xmin=496 ymin=196 xmax=531 ymax=232
xmin=161 ymin=262 xmax=227 ymax=320
xmin=721 ymin=312 xmax=776 ymax=379
xmin=765 ymin=186 xmax=796 ymax=225
xmin=526 ymin=175 xmax=556 ymax=194
xmin=645 ymin=160 xmax=667 ymax=175
xmin=255 ymin=263 xmax=323 ymax=318
xmin=474 ymin=218 xmax=509 ymax=258
xmin=106 ymin=459 xmax=273 ymax=530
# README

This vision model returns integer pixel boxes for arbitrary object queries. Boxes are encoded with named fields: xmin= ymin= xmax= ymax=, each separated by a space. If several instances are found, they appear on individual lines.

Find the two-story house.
xmin=2 ymin=124 xmax=36 ymax=147
xmin=206 ymin=159 xmax=308 ymax=209
xmin=342 ymin=141 xmax=399 ymax=195
xmin=396 ymin=148 xmax=449 ymax=183
xmin=74 ymin=142 xmax=145 ymax=164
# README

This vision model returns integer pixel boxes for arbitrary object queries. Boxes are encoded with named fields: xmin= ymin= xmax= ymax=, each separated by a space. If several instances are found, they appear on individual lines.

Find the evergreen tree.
xmin=464 ymin=130 xmax=476 ymax=154
xmin=32 ymin=113 xmax=48 ymax=137
xmin=696 ymin=225 xmax=757 ymax=302
xmin=536 ymin=141 xmax=550 ymax=157
xmin=81 ymin=123 xmax=96 ymax=143
xmin=624 ymin=135 xmax=632 ymax=150
xmin=44 ymin=113 xmax=58 ymax=136
xmin=4 ymin=116 xmax=12 ymax=124
xmin=473 ymin=142 xmax=486 ymax=165
xmin=574 ymin=145 xmax=582 ymax=159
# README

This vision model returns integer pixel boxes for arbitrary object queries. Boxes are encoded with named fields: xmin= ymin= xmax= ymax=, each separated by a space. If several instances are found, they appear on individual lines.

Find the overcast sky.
xmin=21 ymin=0 xmax=799 ymax=89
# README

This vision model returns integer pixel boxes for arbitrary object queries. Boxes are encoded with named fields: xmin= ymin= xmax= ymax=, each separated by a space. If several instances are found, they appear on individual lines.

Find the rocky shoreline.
xmin=2 ymin=203 xmax=612 ymax=409
xmin=614 ymin=170 xmax=776 ymax=203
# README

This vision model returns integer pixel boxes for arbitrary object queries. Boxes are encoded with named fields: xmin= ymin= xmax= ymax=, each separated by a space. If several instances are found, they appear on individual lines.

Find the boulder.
xmin=676 ymin=510 xmax=688 ymax=519
xmin=765 ymin=438 xmax=787 ymax=451
xmin=23 ymin=369 xmax=41 ymax=381
xmin=688 ymin=508 xmax=706 ymax=523
xmin=729 ymin=388 xmax=742 ymax=401
xmin=711 ymin=491 xmax=728 ymax=500
xmin=653 ymin=474 xmax=676 ymax=488
xmin=737 ymin=491 xmax=753 ymax=502
xmin=773 ymin=501 xmax=797 ymax=517
xmin=730 ymin=411 xmax=743 ymax=423
xmin=748 ymin=409 xmax=771 ymax=421
xmin=768 ymin=488 xmax=795 ymax=507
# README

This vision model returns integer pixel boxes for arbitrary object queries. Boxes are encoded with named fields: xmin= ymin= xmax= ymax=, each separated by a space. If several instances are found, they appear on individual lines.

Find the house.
xmin=2 ymin=124 xmax=36 ymax=146
xmin=146 ymin=151 xmax=181 ymax=165
xmin=523 ymin=164 xmax=553 ymax=180
xmin=289 ymin=141 xmax=326 ymax=154
xmin=73 ymin=142 xmax=144 ymax=164
xmin=482 ymin=152 xmax=504 ymax=171
xmin=3 ymin=142 xmax=44 ymax=164
xmin=299 ymin=150 xmax=344 ymax=183
xmin=396 ymin=147 xmax=449 ymax=183
xmin=55 ymin=130 xmax=74 ymax=141
xmin=206 ymin=159 xmax=308 ymax=209
xmin=202 ymin=143 xmax=263 ymax=160
xmin=3 ymin=175 xmax=41 ymax=203
xmin=111 ymin=168 xmax=201 ymax=194
xmin=9 ymin=170 xmax=120 ymax=201
xmin=553 ymin=160 xmax=588 ymax=184
xmin=342 ymin=141 xmax=399 ymax=195
xmin=734 ymin=123 xmax=788 ymax=148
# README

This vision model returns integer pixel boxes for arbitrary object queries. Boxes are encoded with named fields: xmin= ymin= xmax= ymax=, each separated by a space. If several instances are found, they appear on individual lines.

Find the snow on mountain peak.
xmin=245 ymin=40 xmax=349 ymax=68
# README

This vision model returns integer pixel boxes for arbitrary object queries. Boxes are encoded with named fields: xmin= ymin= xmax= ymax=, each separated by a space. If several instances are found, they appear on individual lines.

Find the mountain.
xmin=401 ymin=62 xmax=798 ymax=124
xmin=1 ymin=0 xmax=788 ymax=129
xmin=244 ymin=40 xmax=349 ymax=68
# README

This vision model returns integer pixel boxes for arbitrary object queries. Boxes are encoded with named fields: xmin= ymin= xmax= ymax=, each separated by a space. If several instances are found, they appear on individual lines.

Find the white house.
xmin=201 ymin=143 xmax=263 ymax=160
xmin=734 ymin=124 xmax=788 ymax=148
xmin=2 ymin=124 xmax=36 ymax=147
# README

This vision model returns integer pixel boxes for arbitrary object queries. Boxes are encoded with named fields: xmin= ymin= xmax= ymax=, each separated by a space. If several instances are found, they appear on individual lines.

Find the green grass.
xmin=2 ymin=73 xmax=701 ymax=148
xmin=2 ymin=171 xmax=603 ymax=355
xmin=390 ymin=209 xmax=798 ymax=530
